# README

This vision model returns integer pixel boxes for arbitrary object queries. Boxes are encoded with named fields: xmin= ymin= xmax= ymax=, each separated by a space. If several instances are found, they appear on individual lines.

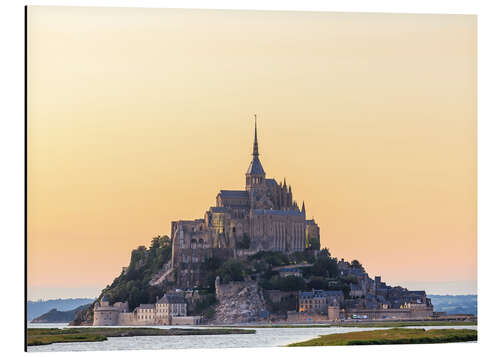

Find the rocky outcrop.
xmin=69 ymin=302 xmax=96 ymax=326
xmin=213 ymin=276 xmax=267 ymax=324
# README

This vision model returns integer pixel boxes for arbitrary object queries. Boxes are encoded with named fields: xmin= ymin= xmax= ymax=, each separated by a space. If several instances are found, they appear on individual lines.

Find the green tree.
xmin=351 ymin=259 xmax=364 ymax=270
xmin=309 ymin=237 xmax=321 ymax=250
xmin=199 ymin=257 xmax=223 ymax=292
xmin=248 ymin=251 xmax=290 ymax=267
xmin=216 ymin=259 xmax=245 ymax=283
xmin=236 ymin=233 xmax=251 ymax=249
xmin=308 ymin=278 xmax=329 ymax=290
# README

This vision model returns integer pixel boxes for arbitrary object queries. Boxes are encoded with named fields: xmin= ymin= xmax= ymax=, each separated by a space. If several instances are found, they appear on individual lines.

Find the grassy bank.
xmin=287 ymin=328 xmax=477 ymax=346
xmin=27 ymin=327 xmax=255 ymax=346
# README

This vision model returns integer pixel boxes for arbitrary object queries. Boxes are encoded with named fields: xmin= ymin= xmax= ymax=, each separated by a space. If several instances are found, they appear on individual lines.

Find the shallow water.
xmin=27 ymin=323 xmax=477 ymax=352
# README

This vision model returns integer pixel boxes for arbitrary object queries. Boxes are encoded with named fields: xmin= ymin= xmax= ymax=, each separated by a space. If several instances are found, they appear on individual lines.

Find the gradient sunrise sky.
xmin=27 ymin=6 xmax=476 ymax=300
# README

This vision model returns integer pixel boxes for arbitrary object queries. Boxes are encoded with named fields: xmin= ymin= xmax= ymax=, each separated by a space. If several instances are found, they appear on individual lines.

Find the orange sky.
xmin=27 ymin=6 xmax=476 ymax=299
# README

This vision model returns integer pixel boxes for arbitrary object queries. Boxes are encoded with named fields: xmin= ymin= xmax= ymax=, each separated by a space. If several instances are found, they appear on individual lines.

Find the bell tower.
xmin=245 ymin=114 xmax=266 ymax=191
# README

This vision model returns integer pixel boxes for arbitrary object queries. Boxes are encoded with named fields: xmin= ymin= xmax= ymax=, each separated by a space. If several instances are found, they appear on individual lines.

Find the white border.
xmin=1 ymin=1 xmax=498 ymax=356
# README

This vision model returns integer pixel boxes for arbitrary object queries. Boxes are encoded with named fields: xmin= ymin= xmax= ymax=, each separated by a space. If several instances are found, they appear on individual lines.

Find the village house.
xmin=298 ymin=289 xmax=344 ymax=314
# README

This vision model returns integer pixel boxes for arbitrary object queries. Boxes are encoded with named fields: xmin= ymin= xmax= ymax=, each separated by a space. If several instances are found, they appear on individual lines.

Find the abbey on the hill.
xmin=162 ymin=116 xmax=320 ymax=288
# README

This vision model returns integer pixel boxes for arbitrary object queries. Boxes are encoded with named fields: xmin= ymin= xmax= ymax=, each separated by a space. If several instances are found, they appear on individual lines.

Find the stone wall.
xmin=345 ymin=307 xmax=433 ymax=320
xmin=117 ymin=312 xmax=136 ymax=325
xmin=171 ymin=316 xmax=202 ymax=325
xmin=172 ymin=246 xmax=233 ymax=288
xmin=328 ymin=306 xmax=340 ymax=321
xmin=287 ymin=311 xmax=329 ymax=323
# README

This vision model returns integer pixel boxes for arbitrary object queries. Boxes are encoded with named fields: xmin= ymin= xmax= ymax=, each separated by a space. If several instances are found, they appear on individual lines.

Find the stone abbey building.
xmin=164 ymin=118 xmax=320 ymax=288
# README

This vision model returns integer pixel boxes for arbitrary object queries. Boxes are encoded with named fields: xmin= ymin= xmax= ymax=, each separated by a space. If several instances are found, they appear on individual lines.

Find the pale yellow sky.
xmin=27 ymin=6 xmax=476 ymax=299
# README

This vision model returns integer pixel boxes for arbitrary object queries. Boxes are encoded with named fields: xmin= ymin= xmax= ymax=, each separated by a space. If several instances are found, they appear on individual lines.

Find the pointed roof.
xmin=253 ymin=114 xmax=259 ymax=157
xmin=247 ymin=114 xmax=265 ymax=176
xmin=247 ymin=158 xmax=265 ymax=175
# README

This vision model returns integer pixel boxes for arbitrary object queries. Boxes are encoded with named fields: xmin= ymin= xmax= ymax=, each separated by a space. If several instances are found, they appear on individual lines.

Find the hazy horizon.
xmin=27 ymin=7 xmax=476 ymax=300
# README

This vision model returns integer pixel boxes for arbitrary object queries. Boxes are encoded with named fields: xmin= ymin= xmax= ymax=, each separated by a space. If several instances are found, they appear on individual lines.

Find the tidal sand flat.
xmin=27 ymin=327 xmax=255 ymax=346
xmin=287 ymin=328 xmax=477 ymax=346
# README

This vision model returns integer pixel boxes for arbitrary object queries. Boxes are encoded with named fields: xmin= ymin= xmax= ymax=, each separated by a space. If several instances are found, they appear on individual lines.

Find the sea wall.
xmin=287 ymin=311 xmax=330 ymax=323
xmin=345 ymin=307 xmax=433 ymax=320
xmin=171 ymin=316 xmax=202 ymax=325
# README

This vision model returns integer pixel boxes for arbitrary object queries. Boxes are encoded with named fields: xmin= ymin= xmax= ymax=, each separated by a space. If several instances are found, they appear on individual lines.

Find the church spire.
xmin=246 ymin=114 xmax=265 ymax=190
xmin=253 ymin=114 xmax=259 ymax=157
xmin=301 ymin=201 xmax=306 ymax=216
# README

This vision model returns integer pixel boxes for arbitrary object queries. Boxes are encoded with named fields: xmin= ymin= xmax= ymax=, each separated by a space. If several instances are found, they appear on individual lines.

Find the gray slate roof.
xmin=253 ymin=209 xmax=303 ymax=216
xmin=210 ymin=206 xmax=228 ymax=213
xmin=246 ymin=157 xmax=265 ymax=175
xmin=157 ymin=294 xmax=185 ymax=304
xmin=265 ymin=178 xmax=278 ymax=187
xmin=299 ymin=290 xmax=344 ymax=299
xmin=218 ymin=190 xmax=249 ymax=199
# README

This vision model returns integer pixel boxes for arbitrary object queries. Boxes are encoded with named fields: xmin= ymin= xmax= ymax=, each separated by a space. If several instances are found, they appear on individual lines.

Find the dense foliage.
xmin=100 ymin=235 xmax=173 ymax=311
xmin=197 ymin=247 xmax=362 ymax=301
xmin=192 ymin=293 xmax=217 ymax=319
xmin=236 ymin=233 xmax=251 ymax=249
xmin=260 ymin=275 xmax=306 ymax=291
xmin=309 ymin=237 xmax=321 ymax=250
xmin=216 ymin=259 xmax=246 ymax=283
